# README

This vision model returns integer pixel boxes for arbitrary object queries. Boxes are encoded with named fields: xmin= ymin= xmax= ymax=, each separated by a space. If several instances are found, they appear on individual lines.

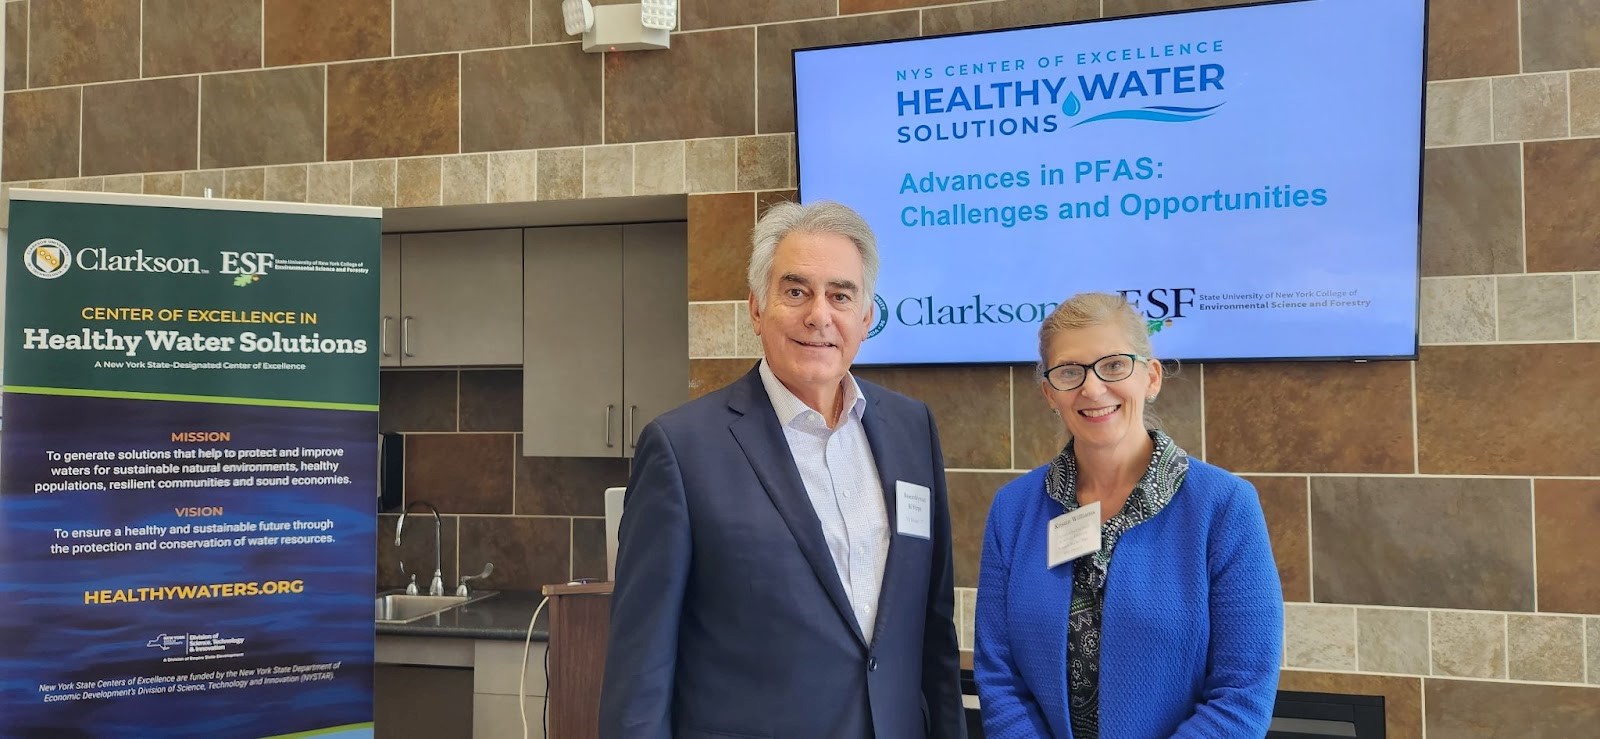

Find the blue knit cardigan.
xmin=974 ymin=459 xmax=1283 ymax=738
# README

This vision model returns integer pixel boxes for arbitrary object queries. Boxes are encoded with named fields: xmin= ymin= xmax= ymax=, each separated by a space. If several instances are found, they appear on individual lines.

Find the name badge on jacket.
xmin=1048 ymin=501 xmax=1101 ymax=568
xmin=896 ymin=481 xmax=931 ymax=539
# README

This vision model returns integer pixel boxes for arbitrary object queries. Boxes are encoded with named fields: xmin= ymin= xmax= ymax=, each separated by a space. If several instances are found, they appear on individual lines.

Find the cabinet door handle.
xmin=628 ymin=405 xmax=638 ymax=449
xmin=604 ymin=404 xmax=615 ymax=448
xmin=401 ymin=316 xmax=415 ymax=358
xmin=380 ymin=316 xmax=393 ymax=357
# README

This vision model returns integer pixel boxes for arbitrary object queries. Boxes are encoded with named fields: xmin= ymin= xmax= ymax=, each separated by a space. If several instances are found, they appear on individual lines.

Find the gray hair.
xmin=747 ymin=200 xmax=880 ymax=306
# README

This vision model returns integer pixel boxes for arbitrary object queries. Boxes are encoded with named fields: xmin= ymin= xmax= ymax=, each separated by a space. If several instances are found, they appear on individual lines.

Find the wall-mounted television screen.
xmin=794 ymin=0 xmax=1426 ymax=365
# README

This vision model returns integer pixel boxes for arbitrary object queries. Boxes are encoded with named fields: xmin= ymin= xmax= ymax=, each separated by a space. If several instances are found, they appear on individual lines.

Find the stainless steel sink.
xmin=374 ymin=591 xmax=497 ymax=624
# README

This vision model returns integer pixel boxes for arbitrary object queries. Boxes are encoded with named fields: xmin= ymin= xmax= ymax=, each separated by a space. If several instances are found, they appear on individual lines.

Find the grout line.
xmin=1518 ymin=142 xmax=1527 ymax=273
xmin=1008 ymin=367 xmax=1016 ymax=470
xmin=1423 ymin=337 xmax=1600 ymax=346
xmin=1351 ymin=604 xmax=1360 ymax=671
xmin=457 ymin=53 xmax=462 ymax=156
xmin=1583 ymin=617 xmax=1589 ymax=684
xmin=390 ymin=0 xmax=396 ymax=57
xmin=138 ymin=0 xmax=143 ymax=78
xmin=510 ymin=432 xmax=519 ymax=513
xmin=1572 ymin=274 xmax=1580 ymax=340
xmin=1529 ymin=479 xmax=1538 ymax=613
xmin=1565 ymin=72 xmax=1572 ymax=137
xmin=1428 ymin=611 xmax=1438 ymax=677
xmin=1502 ymin=614 xmax=1510 ymax=679
xmin=751 ymin=26 xmax=759 ymax=134
xmin=1410 ymin=360 xmax=1420 ymax=473
xmin=322 ymin=65 xmax=328 ymax=163
xmin=1515 ymin=0 xmax=1523 ymax=74
xmin=1305 ymin=476 xmax=1314 ymax=603
xmin=569 ymin=518 xmax=576 ymax=581
xmin=1426 ymin=132 xmax=1600 ymax=150
xmin=455 ymin=370 xmax=461 ymax=432
xmin=259 ymin=0 xmax=264 ymax=67
xmin=1420 ymin=674 xmax=1428 ymax=739
xmin=599 ymin=49 xmax=605 ymax=145
xmin=1492 ymin=276 xmax=1502 ymax=341
xmin=1489 ymin=77 xmax=1497 ymax=143
xmin=22 ymin=53 xmax=1598 ymax=99
xmin=1197 ymin=364 xmax=1206 ymax=460
xmin=78 ymin=86 xmax=84 ymax=177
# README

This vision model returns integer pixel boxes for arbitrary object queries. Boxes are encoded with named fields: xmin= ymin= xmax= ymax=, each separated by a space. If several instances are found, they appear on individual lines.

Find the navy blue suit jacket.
xmin=599 ymin=365 xmax=966 ymax=739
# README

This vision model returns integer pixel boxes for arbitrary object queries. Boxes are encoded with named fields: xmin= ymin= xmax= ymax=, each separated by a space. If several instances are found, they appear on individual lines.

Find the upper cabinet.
xmin=379 ymin=230 xmax=523 ymax=367
xmin=523 ymin=223 xmax=687 ymax=458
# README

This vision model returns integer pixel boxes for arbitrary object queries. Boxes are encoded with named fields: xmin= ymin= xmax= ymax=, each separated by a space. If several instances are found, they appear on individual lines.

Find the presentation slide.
xmin=795 ymin=0 xmax=1425 ymax=365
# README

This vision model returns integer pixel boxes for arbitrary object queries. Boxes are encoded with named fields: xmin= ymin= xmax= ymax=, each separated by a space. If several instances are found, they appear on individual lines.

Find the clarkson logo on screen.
xmin=868 ymin=295 xmax=890 ymax=338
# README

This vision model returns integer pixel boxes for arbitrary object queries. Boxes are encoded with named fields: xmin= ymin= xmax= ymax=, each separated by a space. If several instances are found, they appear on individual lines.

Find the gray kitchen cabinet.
xmin=379 ymin=235 xmax=402 ymax=367
xmin=522 ymin=223 xmax=687 ymax=458
xmin=379 ymin=229 xmax=523 ymax=367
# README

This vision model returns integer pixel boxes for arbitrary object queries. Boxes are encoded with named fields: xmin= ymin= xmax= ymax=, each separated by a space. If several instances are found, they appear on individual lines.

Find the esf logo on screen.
xmin=867 ymin=288 xmax=1194 ymax=337
xmin=893 ymin=40 xmax=1228 ymax=144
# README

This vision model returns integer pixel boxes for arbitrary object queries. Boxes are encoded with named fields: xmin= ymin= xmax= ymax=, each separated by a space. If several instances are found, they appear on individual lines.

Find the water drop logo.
xmin=1061 ymin=92 xmax=1082 ymax=117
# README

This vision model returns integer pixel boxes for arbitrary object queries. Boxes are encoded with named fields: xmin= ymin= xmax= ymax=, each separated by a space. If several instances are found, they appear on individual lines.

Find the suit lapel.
xmin=859 ymin=383 xmax=912 ymax=646
xmin=728 ymin=369 xmax=867 ymax=647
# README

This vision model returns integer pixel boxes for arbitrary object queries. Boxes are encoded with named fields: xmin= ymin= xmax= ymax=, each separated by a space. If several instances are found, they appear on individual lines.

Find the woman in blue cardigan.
xmin=975 ymin=292 xmax=1283 ymax=738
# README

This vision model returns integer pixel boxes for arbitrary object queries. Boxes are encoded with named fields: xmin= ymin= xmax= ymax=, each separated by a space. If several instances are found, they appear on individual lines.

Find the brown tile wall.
xmin=378 ymin=369 xmax=627 ymax=592
xmin=5 ymin=0 xmax=1598 ymax=725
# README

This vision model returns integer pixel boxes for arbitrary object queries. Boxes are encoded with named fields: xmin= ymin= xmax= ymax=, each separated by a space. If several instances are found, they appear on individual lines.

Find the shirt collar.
xmin=758 ymin=359 xmax=868 ymax=428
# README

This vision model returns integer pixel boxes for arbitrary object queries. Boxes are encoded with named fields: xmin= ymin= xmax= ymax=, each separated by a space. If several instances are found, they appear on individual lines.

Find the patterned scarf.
xmin=1043 ymin=429 xmax=1189 ymax=739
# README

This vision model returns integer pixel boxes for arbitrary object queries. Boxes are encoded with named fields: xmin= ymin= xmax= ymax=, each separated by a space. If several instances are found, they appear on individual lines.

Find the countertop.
xmin=376 ymin=589 xmax=551 ymax=642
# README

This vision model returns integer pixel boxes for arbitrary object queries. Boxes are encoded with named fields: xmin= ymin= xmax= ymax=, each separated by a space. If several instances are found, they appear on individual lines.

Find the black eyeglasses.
xmin=1042 ymin=353 xmax=1148 ymax=392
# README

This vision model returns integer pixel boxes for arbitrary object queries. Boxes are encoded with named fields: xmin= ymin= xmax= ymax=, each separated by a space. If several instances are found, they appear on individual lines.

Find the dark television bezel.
xmin=789 ymin=0 xmax=1429 ymax=369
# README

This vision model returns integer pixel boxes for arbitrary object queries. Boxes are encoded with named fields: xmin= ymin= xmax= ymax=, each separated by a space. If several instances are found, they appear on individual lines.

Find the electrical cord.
xmin=520 ymin=596 xmax=550 ymax=739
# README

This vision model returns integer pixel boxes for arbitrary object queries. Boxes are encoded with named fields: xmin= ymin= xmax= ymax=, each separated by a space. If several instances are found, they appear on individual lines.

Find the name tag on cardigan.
xmin=1048 ymin=502 xmax=1101 ymax=568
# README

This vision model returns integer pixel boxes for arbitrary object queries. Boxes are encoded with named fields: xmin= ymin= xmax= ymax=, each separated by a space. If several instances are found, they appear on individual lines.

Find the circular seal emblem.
xmin=24 ymin=238 xmax=72 ymax=279
xmin=867 ymin=294 xmax=889 ymax=339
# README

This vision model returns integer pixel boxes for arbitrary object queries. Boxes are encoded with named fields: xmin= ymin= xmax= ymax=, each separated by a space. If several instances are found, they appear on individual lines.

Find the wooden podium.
xmin=540 ymin=581 xmax=614 ymax=738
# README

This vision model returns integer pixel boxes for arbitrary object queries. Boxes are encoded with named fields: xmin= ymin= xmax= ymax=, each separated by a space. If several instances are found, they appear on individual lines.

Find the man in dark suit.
xmin=599 ymin=200 xmax=965 ymax=739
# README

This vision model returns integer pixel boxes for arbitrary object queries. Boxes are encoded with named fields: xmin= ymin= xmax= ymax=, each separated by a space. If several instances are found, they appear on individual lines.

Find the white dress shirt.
xmin=758 ymin=360 xmax=890 ymax=644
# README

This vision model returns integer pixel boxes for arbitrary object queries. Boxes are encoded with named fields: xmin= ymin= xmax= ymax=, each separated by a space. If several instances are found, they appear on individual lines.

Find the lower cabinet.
xmin=375 ymin=636 xmax=548 ymax=739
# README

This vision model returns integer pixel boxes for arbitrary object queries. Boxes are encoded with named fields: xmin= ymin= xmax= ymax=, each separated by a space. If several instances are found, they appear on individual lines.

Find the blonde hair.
xmin=1036 ymin=292 xmax=1165 ymax=429
xmin=1037 ymin=292 xmax=1152 ymax=370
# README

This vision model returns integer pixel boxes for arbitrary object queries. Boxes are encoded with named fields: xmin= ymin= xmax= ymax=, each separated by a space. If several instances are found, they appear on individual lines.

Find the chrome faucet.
xmin=395 ymin=500 xmax=444 ymax=597
xmin=456 ymin=562 xmax=494 ymax=596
